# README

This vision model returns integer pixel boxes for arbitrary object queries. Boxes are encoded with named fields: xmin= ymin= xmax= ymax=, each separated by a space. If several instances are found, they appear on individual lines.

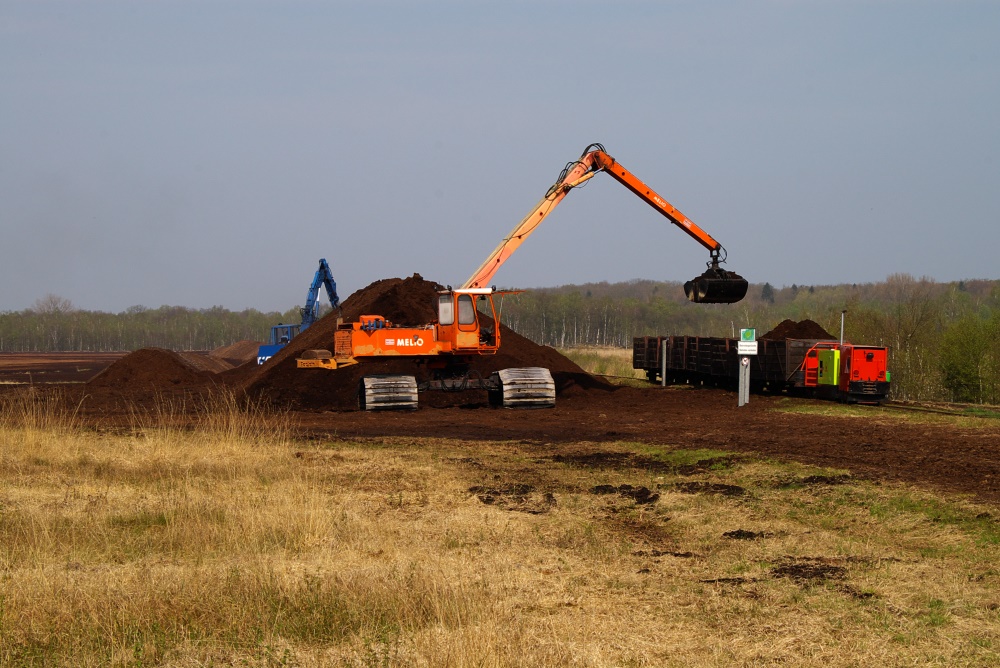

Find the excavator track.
xmin=359 ymin=375 xmax=419 ymax=411
xmin=490 ymin=367 xmax=556 ymax=409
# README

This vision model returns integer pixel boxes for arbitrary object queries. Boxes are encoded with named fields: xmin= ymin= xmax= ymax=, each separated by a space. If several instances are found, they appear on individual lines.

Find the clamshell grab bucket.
xmin=684 ymin=268 xmax=749 ymax=304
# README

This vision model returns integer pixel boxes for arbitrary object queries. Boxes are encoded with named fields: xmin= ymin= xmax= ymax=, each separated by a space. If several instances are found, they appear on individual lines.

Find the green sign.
xmin=740 ymin=328 xmax=756 ymax=342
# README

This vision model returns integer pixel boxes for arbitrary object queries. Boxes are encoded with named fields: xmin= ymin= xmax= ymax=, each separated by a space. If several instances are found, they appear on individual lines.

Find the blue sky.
xmin=2 ymin=1 xmax=998 ymax=312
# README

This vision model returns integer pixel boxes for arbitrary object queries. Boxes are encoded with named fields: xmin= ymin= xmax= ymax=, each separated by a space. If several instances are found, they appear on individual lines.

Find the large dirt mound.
xmin=339 ymin=274 xmax=439 ymax=326
xmin=760 ymin=319 xmax=834 ymax=341
xmin=243 ymin=274 xmax=606 ymax=410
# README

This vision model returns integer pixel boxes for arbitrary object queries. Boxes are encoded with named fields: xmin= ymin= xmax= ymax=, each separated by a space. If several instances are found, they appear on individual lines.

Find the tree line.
xmin=495 ymin=275 xmax=1000 ymax=404
xmin=5 ymin=276 xmax=1000 ymax=403
xmin=0 ymin=294 xmax=300 ymax=353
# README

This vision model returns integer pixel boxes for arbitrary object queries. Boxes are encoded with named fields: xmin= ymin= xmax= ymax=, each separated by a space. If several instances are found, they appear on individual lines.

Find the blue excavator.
xmin=257 ymin=258 xmax=340 ymax=365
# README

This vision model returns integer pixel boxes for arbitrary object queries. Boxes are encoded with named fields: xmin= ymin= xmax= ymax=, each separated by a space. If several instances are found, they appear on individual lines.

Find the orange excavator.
xmin=464 ymin=143 xmax=747 ymax=302
xmin=298 ymin=143 xmax=748 ymax=409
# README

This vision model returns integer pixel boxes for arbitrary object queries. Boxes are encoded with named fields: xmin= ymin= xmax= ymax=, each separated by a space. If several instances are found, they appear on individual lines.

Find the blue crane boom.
xmin=257 ymin=258 xmax=340 ymax=365
xmin=300 ymin=258 xmax=340 ymax=330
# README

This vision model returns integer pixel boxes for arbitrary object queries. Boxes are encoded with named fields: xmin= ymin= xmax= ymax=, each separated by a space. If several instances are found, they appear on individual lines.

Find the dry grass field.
xmin=3 ymin=389 xmax=1000 ymax=666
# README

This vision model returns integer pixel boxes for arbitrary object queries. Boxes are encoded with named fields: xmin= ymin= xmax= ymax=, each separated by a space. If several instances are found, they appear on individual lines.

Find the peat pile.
xmin=178 ymin=352 xmax=235 ymax=374
xmin=84 ymin=348 xmax=220 ymax=407
xmin=210 ymin=340 xmax=262 ymax=366
xmin=339 ymin=275 xmax=439 ymax=325
xmin=760 ymin=319 xmax=834 ymax=341
xmin=88 ymin=348 xmax=214 ymax=389
xmin=243 ymin=274 xmax=609 ymax=410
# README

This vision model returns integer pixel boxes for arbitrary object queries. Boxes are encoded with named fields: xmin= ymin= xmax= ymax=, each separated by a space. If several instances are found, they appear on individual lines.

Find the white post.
xmin=739 ymin=356 xmax=750 ymax=407
xmin=840 ymin=310 xmax=846 ymax=345
xmin=736 ymin=329 xmax=757 ymax=407
xmin=661 ymin=338 xmax=667 ymax=387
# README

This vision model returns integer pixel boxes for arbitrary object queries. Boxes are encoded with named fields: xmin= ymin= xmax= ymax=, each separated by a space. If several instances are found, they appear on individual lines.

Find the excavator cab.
xmin=683 ymin=252 xmax=749 ymax=304
xmin=436 ymin=288 xmax=501 ymax=353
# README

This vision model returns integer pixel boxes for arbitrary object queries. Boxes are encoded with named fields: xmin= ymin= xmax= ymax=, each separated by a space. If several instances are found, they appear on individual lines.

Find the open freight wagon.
xmin=633 ymin=335 xmax=890 ymax=403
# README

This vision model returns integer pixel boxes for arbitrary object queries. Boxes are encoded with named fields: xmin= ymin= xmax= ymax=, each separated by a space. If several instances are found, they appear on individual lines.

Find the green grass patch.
xmin=864 ymin=491 xmax=1000 ymax=546
xmin=962 ymin=406 xmax=1000 ymax=420
xmin=108 ymin=510 xmax=171 ymax=531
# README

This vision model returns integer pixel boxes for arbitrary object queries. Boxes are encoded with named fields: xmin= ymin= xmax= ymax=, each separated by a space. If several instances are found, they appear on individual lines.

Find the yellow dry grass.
xmin=2 ymin=391 xmax=1000 ymax=666
xmin=558 ymin=346 xmax=645 ymax=381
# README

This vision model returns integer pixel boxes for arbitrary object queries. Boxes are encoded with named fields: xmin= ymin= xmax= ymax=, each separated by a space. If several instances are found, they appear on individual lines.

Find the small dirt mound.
xmin=723 ymin=529 xmax=768 ymax=540
xmin=778 ymin=474 xmax=853 ymax=488
xmin=672 ymin=482 xmax=746 ymax=497
xmin=633 ymin=549 xmax=696 ymax=558
xmin=771 ymin=562 xmax=846 ymax=582
xmin=590 ymin=484 xmax=659 ymax=504
xmin=210 ymin=340 xmax=263 ymax=366
xmin=760 ymin=319 xmax=834 ymax=340
xmin=468 ymin=484 xmax=556 ymax=514
xmin=177 ymin=352 xmax=234 ymax=374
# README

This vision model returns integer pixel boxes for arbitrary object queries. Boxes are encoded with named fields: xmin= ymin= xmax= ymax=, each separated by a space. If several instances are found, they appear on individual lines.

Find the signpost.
xmin=737 ymin=328 xmax=756 ymax=407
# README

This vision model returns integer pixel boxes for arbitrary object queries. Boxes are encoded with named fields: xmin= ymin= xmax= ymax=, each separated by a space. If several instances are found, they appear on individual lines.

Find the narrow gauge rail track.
xmin=881 ymin=400 xmax=1000 ymax=419
xmin=591 ymin=374 xmax=1000 ymax=420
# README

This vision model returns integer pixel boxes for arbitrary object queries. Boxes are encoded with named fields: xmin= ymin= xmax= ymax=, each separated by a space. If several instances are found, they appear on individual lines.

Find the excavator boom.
xmin=462 ymin=143 xmax=748 ymax=304
xmin=301 ymin=257 xmax=341 ymax=329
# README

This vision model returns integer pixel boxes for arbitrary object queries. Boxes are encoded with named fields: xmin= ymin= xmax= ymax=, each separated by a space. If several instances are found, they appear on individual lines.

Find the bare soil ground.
xmin=7 ymin=274 xmax=1000 ymax=507
xmin=284 ymin=386 xmax=1000 ymax=506
xmin=0 ymin=352 xmax=125 ymax=384
xmin=7 ymin=355 xmax=996 ymax=506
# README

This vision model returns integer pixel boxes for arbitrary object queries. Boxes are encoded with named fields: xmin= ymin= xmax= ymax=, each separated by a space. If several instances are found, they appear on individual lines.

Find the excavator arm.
xmin=462 ymin=143 xmax=748 ymax=304
xmin=300 ymin=258 xmax=341 ymax=330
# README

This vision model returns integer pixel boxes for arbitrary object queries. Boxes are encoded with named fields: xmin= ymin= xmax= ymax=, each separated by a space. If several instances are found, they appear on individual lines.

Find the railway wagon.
xmin=633 ymin=335 xmax=890 ymax=403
